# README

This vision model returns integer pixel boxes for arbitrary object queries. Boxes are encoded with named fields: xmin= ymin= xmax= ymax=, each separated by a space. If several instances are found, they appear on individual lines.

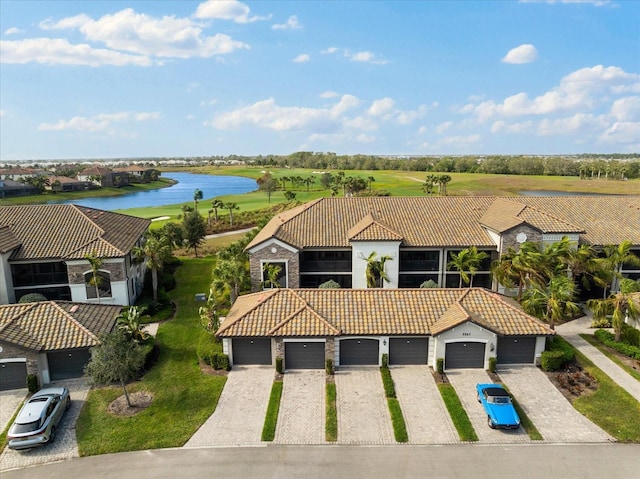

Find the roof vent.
xmin=70 ymin=305 xmax=79 ymax=313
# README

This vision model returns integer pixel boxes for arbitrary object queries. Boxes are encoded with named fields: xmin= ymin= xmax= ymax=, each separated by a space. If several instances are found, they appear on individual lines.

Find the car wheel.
xmin=49 ymin=426 xmax=57 ymax=443
xmin=66 ymin=397 xmax=71 ymax=411
xmin=477 ymin=393 xmax=481 ymax=403
xmin=488 ymin=416 xmax=495 ymax=429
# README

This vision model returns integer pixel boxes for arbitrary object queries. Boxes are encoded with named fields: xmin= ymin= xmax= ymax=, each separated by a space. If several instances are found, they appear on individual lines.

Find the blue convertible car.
xmin=476 ymin=383 xmax=521 ymax=430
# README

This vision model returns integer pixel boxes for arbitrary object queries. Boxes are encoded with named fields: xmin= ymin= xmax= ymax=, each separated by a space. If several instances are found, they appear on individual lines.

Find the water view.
xmin=49 ymin=172 xmax=256 ymax=211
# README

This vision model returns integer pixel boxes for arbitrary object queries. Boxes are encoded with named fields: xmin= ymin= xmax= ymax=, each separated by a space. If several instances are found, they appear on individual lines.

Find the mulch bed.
xmin=108 ymin=391 xmax=154 ymax=417
xmin=543 ymin=360 xmax=598 ymax=401
xmin=199 ymin=360 xmax=229 ymax=377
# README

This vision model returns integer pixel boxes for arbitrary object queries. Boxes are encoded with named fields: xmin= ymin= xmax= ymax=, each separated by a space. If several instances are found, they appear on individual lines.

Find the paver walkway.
xmin=499 ymin=366 xmax=613 ymax=443
xmin=0 ymin=378 xmax=90 ymax=473
xmin=556 ymin=314 xmax=640 ymax=402
xmin=391 ymin=366 xmax=458 ymax=444
xmin=184 ymin=366 xmax=273 ymax=447
xmin=274 ymin=370 xmax=325 ymax=445
xmin=446 ymin=369 xmax=531 ymax=444
xmin=0 ymin=388 xmax=26 ymax=435
xmin=334 ymin=368 xmax=394 ymax=445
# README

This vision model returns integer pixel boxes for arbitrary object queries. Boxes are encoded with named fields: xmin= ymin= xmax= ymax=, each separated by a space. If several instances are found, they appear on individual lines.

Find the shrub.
xmin=318 ymin=280 xmax=341 ymax=289
xmin=196 ymin=336 xmax=217 ymax=365
xmin=325 ymin=358 xmax=334 ymax=375
xmin=143 ymin=341 xmax=161 ymax=371
xmin=488 ymin=357 xmax=497 ymax=373
xmin=541 ymin=350 xmax=566 ymax=371
xmin=436 ymin=357 xmax=444 ymax=374
xmin=26 ymin=374 xmax=39 ymax=393
xmin=326 ymin=383 xmax=337 ymax=441
xmin=216 ymin=353 xmax=230 ymax=371
xmin=276 ymin=356 xmax=284 ymax=374
xmin=621 ymin=323 xmax=640 ymax=347
xmin=380 ymin=366 xmax=396 ymax=398
xmin=261 ymin=381 xmax=283 ymax=441
xmin=594 ymin=328 xmax=640 ymax=360
xmin=18 ymin=293 xmax=47 ymax=303
xmin=591 ymin=317 xmax=612 ymax=328
xmin=387 ymin=398 xmax=408 ymax=442
xmin=381 ymin=353 xmax=389 ymax=368
xmin=420 ymin=279 xmax=438 ymax=288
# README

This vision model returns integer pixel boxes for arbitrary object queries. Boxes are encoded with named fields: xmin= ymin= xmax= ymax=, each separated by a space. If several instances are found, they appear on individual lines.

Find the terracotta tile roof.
xmin=0 ymin=225 xmax=21 ymax=254
xmin=348 ymin=214 xmax=404 ymax=242
xmin=0 ymin=204 xmax=150 ymax=260
xmin=0 ymin=301 xmax=121 ymax=351
xmin=217 ymin=288 xmax=554 ymax=338
xmin=247 ymin=196 xmax=640 ymax=250
xmin=78 ymin=166 xmax=112 ymax=176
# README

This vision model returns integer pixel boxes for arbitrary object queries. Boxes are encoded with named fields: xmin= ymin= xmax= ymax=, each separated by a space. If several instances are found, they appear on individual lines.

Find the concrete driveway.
xmin=274 ymin=370 xmax=325 ymax=445
xmin=499 ymin=366 xmax=613 ymax=443
xmin=334 ymin=368 xmax=395 ymax=444
xmin=391 ymin=366 xmax=458 ymax=444
xmin=0 ymin=378 xmax=91 ymax=473
xmin=184 ymin=366 xmax=274 ymax=447
xmin=446 ymin=369 xmax=531 ymax=444
xmin=0 ymin=388 xmax=27 ymax=435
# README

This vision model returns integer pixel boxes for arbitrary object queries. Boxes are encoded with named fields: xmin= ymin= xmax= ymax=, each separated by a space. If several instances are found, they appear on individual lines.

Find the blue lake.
xmin=50 ymin=172 xmax=256 ymax=210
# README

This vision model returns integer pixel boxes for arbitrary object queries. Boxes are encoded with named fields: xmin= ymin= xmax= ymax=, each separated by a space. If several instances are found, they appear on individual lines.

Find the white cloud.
xmin=320 ymin=47 xmax=339 ymax=55
xmin=490 ymin=120 xmax=534 ymax=134
xmin=4 ymin=27 xmax=25 ymax=35
xmin=502 ymin=44 xmax=538 ymax=64
xmin=356 ymin=134 xmax=375 ymax=143
xmin=37 ymin=8 xmax=249 ymax=61
xmin=368 ymin=98 xmax=394 ymax=116
xmin=599 ymin=121 xmax=640 ymax=147
xmin=537 ymin=113 xmax=604 ymax=136
xmin=194 ymin=0 xmax=270 ymax=23
xmin=38 ymin=111 xmax=160 ymax=131
xmin=609 ymin=96 xmax=640 ymax=121
xmin=519 ymin=0 xmax=613 ymax=6
xmin=436 ymin=121 xmax=453 ymax=134
xmin=0 ymin=109 xmax=5 ymax=117
xmin=319 ymin=91 xmax=338 ymax=98
xmin=0 ymin=38 xmax=152 ymax=66
xmin=273 ymin=15 xmax=302 ymax=30
xmin=441 ymin=134 xmax=482 ymax=145
xmin=293 ymin=53 xmax=310 ymax=63
xmin=347 ymin=50 xmax=388 ymax=65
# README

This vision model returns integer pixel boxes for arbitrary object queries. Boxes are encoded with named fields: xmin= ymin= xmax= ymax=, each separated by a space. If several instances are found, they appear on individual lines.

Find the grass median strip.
xmin=380 ymin=367 xmax=408 ymax=443
xmin=580 ymin=334 xmax=640 ymax=382
xmin=438 ymin=383 xmax=478 ymax=442
xmin=326 ymin=382 xmax=337 ymax=442
xmin=570 ymin=347 xmax=640 ymax=442
xmin=261 ymin=380 xmax=283 ymax=441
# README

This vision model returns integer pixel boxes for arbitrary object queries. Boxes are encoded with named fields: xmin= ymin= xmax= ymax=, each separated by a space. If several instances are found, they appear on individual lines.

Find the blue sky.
xmin=1 ymin=0 xmax=638 ymax=161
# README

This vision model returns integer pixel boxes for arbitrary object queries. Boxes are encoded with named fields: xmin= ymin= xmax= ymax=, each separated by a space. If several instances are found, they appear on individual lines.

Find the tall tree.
xmin=447 ymin=246 xmax=489 ymax=288
xmin=133 ymin=234 xmax=172 ymax=303
xmin=183 ymin=211 xmax=206 ymax=257
xmin=84 ymin=330 xmax=145 ymax=408
xmin=261 ymin=263 xmax=283 ymax=289
xmin=491 ymin=242 xmax=547 ymax=300
xmin=257 ymin=173 xmax=278 ymax=203
xmin=364 ymin=252 xmax=392 ymax=288
xmin=224 ymin=202 xmax=239 ymax=226
xmin=588 ymin=279 xmax=640 ymax=341
xmin=85 ymin=250 xmax=104 ymax=304
xmin=521 ymin=275 xmax=581 ymax=330
xmin=211 ymin=257 xmax=248 ymax=305
xmin=601 ymin=240 xmax=640 ymax=297
xmin=211 ymin=199 xmax=225 ymax=222
xmin=193 ymin=189 xmax=203 ymax=212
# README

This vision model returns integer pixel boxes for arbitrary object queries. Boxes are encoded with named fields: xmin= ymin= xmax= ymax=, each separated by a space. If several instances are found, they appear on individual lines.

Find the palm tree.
xmin=364 ymin=252 xmax=392 ymax=288
xmin=601 ymin=240 xmax=640 ymax=296
xmin=522 ymin=275 xmax=581 ymax=330
xmin=193 ymin=189 xmax=203 ymax=212
xmin=85 ymin=250 xmax=104 ymax=303
xmin=224 ymin=202 xmax=239 ymax=226
xmin=261 ymin=263 xmax=283 ymax=289
xmin=212 ymin=257 xmax=249 ymax=305
xmin=491 ymin=242 xmax=547 ymax=300
xmin=211 ymin=199 xmax=224 ymax=222
xmin=133 ymin=234 xmax=173 ymax=303
xmin=588 ymin=279 xmax=640 ymax=341
xmin=438 ymin=174 xmax=452 ymax=196
xmin=367 ymin=176 xmax=376 ymax=193
xmin=448 ymin=246 xmax=489 ymax=287
xmin=304 ymin=175 xmax=315 ymax=192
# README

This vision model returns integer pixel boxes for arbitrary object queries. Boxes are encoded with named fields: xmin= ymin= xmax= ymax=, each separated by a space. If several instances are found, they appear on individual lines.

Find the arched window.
xmin=84 ymin=270 xmax=112 ymax=299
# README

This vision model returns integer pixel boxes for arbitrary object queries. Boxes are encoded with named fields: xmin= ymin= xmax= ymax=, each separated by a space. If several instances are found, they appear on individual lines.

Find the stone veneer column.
xmin=249 ymin=246 xmax=300 ymax=291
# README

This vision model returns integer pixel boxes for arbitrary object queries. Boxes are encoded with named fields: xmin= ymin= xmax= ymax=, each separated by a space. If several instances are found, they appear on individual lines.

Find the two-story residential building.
xmin=0 ymin=204 xmax=150 ymax=306
xmin=77 ymin=166 xmax=130 ymax=188
xmin=220 ymin=196 xmax=639 ymax=371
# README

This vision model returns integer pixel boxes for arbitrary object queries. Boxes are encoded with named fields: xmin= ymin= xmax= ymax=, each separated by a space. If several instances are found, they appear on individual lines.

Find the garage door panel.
xmin=0 ymin=361 xmax=27 ymax=390
xmin=445 ymin=342 xmax=485 ymax=369
xmin=389 ymin=338 xmax=428 ymax=365
xmin=497 ymin=337 xmax=536 ymax=364
xmin=340 ymin=339 xmax=379 ymax=365
xmin=232 ymin=338 xmax=272 ymax=365
xmin=285 ymin=342 xmax=325 ymax=369
xmin=49 ymin=349 xmax=91 ymax=380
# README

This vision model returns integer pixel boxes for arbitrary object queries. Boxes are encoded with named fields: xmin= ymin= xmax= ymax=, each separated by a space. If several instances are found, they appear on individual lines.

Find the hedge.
xmin=594 ymin=329 xmax=640 ymax=360
xmin=540 ymin=336 xmax=575 ymax=371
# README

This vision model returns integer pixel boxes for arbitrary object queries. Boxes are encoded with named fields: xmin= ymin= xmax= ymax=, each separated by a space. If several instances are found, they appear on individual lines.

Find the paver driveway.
xmin=274 ymin=370 xmax=325 ymax=445
xmin=391 ymin=366 xmax=458 ymax=444
xmin=446 ymin=369 xmax=531 ymax=444
xmin=0 ymin=378 xmax=90 ymax=473
xmin=499 ymin=366 xmax=613 ymax=443
xmin=334 ymin=368 xmax=394 ymax=445
xmin=185 ymin=366 xmax=273 ymax=447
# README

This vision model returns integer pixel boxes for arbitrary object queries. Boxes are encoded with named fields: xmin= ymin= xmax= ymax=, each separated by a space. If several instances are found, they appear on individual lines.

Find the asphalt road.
xmin=3 ymin=444 xmax=639 ymax=479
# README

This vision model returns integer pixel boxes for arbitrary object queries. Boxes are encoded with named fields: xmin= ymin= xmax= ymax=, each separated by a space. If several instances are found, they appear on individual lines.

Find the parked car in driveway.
xmin=476 ymin=383 xmax=520 ymax=430
xmin=7 ymin=387 xmax=71 ymax=450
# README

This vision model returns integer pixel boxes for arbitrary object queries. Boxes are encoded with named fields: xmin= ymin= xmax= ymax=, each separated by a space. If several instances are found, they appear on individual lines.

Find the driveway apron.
xmin=274 ymin=370 xmax=325 ymax=445
xmin=446 ymin=370 xmax=531 ymax=444
xmin=391 ymin=366 xmax=458 ymax=444
xmin=335 ymin=368 xmax=395 ymax=444
xmin=499 ymin=366 xmax=613 ymax=443
xmin=185 ymin=366 xmax=274 ymax=447
xmin=0 ymin=378 xmax=91 ymax=473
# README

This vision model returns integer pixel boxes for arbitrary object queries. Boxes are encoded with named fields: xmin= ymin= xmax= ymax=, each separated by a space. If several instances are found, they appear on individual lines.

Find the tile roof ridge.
xmin=268 ymin=290 xmax=340 ymax=336
xmin=50 ymin=301 xmax=101 ymax=343
xmin=475 ymin=289 xmax=555 ymax=333
xmin=216 ymin=290 xmax=279 ymax=336
xmin=0 ymin=302 xmax=38 ymax=335
xmin=70 ymin=204 xmax=107 ymax=235
xmin=517 ymin=203 xmax=585 ymax=232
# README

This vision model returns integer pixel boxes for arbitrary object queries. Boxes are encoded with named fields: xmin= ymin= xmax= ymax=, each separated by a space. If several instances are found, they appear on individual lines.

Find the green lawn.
xmin=437 ymin=383 xmax=478 ymax=442
xmin=580 ymin=334 xmax=640 ymax=382
xmin=76 ymin=257 xmax=226 ymax=455
xmin=261 ymin=381 xmax=283 ymax=441
xmin=325 ymin=382 xmax=337 ymax=442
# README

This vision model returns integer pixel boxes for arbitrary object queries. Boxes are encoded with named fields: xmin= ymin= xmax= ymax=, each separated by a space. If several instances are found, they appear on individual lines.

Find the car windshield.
xmin=12 ymin=420 xmax=41 ymax=434
xmin=490 ymin=396 xmax=510 ymax=404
